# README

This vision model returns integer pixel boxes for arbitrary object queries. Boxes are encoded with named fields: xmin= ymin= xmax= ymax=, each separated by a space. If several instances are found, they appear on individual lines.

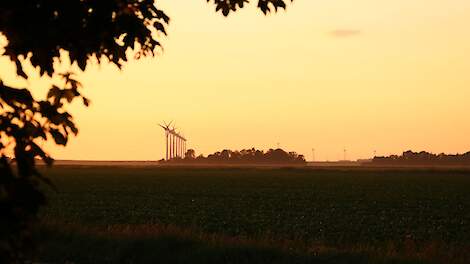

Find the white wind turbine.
xmin=158 ymin=121 xmax=172 ymax=160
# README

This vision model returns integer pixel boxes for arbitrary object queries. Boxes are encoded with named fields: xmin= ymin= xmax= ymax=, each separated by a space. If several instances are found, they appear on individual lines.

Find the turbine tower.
xmin=174 ymin=129 xmax=179 ymax=158
xmin=181 ymin=133 xmax=187 ymax=158
xmin=171 ymin=126 xmax=176 ymax=159
xmin=158 ymin=121 xmax=172 ymax=160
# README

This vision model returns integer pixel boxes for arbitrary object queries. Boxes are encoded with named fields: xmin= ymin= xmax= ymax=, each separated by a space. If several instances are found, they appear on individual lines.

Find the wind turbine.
xmin=170 ymin=124 xmax=177 ymax=159
xmin=179 ymin=132 xmax=186 ymax=158
xmin=158 ymin=121 xmax=172 ymax=160
xmin=159 ymin=121 xmax=189 ymax=160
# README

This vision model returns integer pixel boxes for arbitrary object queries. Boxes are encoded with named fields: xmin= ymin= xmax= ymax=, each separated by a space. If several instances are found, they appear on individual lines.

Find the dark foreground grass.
xmin=38 ymin=221 xmax=461 ymax=264
xmin=38 ymin=166 xmax=470 ymax=263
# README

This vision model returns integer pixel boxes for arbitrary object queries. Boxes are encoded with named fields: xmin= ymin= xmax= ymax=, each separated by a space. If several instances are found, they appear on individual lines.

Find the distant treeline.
xmin=162 ymin=148 xmax=306 ymax=164
xmin=371 ymin=150 xmax=470 ymax=166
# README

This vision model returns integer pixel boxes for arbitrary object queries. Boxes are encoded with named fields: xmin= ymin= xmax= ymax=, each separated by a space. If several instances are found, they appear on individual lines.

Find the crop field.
xmin=38 ymin=166 xmax=470 ymax=263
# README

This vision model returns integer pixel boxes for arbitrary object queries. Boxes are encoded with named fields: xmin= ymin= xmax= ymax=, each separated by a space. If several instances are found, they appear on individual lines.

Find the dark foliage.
xmin=371 ymin=150 xmax=470 ymax=166
xmin=0 ymin=0 xmax=289 ymax=262
xmin=208 ymin=0 xmax=291 ymax=16
xmin=0 ymin=0 xmax=169 ymax=76
xmin=0 ymin=74 xmax=87 ymax=262
xmin=164 ymin=148 xmax=306 ymax=164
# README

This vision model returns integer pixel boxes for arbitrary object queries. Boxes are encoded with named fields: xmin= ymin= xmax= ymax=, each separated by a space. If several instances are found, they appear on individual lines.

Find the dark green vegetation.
xmin=39 ymin=166 xmax=470 ymax=263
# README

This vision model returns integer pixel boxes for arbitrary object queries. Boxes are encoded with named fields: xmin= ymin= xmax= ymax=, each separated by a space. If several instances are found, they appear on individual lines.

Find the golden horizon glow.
xmin=2 ymin=0 xmax=470 ymax=161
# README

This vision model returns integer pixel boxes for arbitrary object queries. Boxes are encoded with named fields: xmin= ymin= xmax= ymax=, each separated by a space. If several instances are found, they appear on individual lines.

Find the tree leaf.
xmin=49 ymin=129 xmax=67 ymax=145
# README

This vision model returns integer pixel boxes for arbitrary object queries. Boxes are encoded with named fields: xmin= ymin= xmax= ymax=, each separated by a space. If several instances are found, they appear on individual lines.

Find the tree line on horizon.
xmin=371 ymin=150 xmax=470 ymax=166
xmin=162 ymin=148 xmax=306 ymax=164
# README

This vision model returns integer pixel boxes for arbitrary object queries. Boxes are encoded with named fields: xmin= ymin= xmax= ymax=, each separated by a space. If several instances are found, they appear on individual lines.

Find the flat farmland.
xmin=38 ymin=166 xmax=470 ymax=263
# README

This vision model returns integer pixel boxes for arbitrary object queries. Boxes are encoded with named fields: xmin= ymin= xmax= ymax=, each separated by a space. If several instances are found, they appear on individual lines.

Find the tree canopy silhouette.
xmin=0 ymin=0 xmax=290 ymax=261
xmin=166 ymin=148 xmax=306 ymax=164
xmin=371 ymin=150 xmax=470 ymax=166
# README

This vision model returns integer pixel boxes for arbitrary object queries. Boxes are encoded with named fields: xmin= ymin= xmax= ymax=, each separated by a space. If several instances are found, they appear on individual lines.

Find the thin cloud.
xmin=328 ymin=29 xmax=362 ymax=38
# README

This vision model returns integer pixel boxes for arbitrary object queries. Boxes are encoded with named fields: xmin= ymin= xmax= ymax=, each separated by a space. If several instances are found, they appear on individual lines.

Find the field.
xmin=37 ymin=166 xmax=470 ymax=263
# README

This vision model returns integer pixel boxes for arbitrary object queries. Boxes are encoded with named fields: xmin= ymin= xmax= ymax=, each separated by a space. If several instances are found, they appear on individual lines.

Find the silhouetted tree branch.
xmin=208 ymin=0 xmax=291 ymax=16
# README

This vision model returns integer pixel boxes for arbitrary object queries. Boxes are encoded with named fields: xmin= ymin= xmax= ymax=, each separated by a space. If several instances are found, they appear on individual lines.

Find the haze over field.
xmin=2 ymin=0 xmax=470 ymax=160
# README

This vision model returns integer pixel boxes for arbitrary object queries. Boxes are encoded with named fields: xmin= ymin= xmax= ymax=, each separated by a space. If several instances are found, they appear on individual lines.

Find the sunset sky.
xmin=2 ymin=0 xmax=470 ymax=161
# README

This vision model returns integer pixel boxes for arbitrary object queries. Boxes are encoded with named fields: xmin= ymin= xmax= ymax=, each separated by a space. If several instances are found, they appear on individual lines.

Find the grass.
xmin=37 ymin=166 xmax=470 ymax=263
xmin=39 ymin=220 xmax=465 ymax=264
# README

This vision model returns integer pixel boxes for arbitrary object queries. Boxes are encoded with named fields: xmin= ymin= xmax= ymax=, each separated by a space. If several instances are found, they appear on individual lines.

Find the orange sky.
xmin=2 ymin=0 xmax=470 ymax=161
